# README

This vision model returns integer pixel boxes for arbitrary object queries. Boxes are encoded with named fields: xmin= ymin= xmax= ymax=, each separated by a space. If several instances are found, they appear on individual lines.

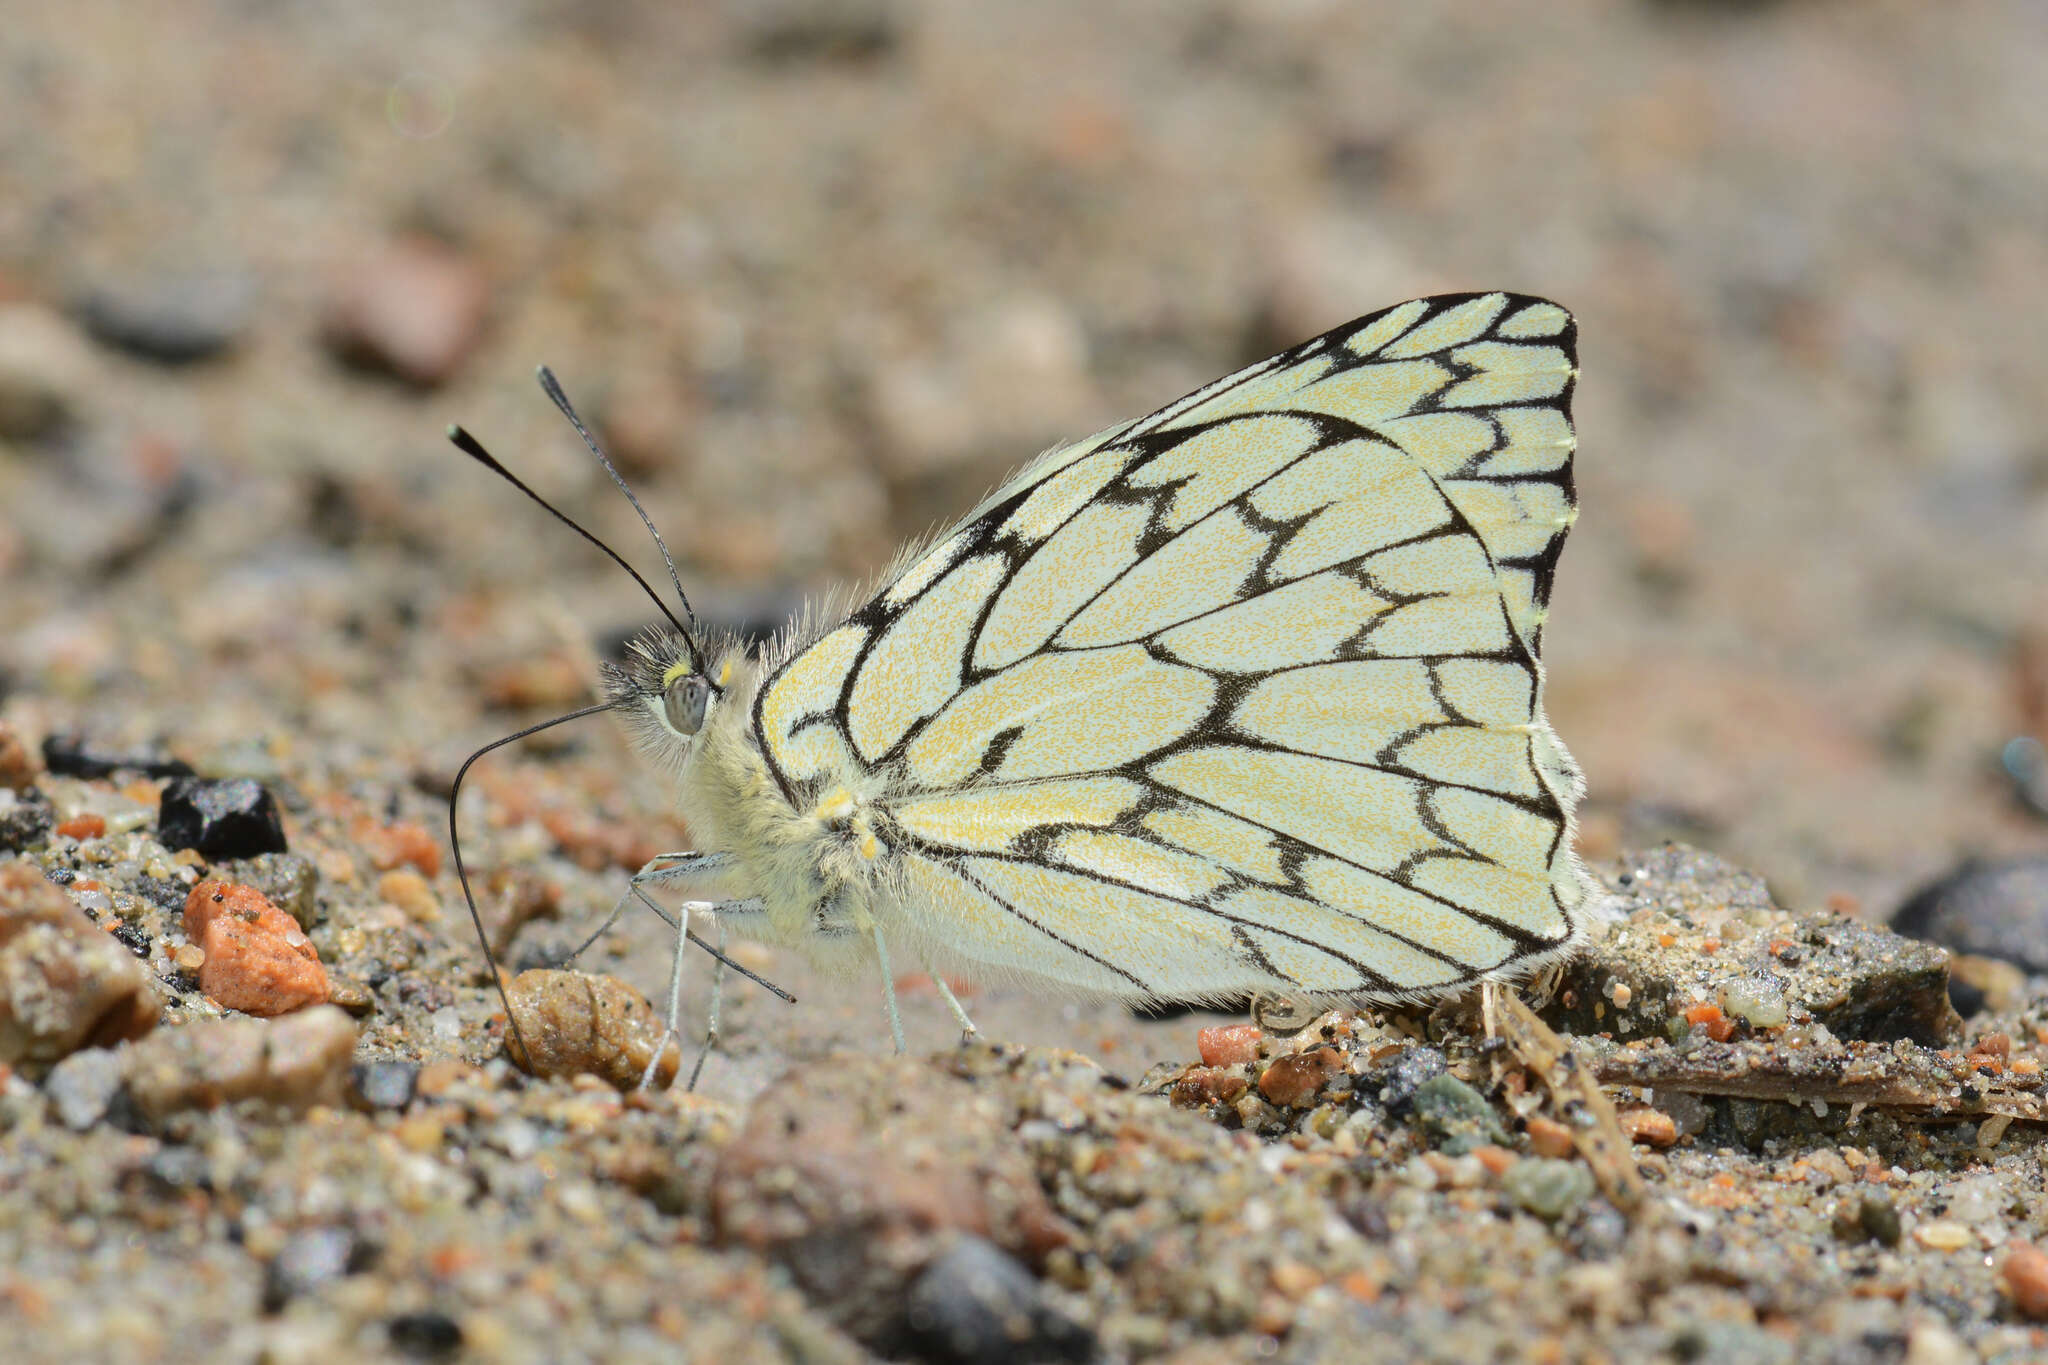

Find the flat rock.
xmin=1551 ymin=844 xmax=1962 ymax=1047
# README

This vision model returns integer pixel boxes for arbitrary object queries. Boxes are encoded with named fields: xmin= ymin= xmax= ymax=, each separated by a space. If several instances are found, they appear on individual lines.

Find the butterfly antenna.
xmin=534 ymin=366 xmax=696 ymax=629
xmin=447 ymin=699 xmax=617 ymax=1077
xmin=446 ymin=424 xmax=693 ymax=649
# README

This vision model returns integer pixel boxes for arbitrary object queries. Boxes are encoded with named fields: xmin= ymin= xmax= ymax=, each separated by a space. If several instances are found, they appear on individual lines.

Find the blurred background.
xmin=3 ymin=0 xmax=2045 ymax=967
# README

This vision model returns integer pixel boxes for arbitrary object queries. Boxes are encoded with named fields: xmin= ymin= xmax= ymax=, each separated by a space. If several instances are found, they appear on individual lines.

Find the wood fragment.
xmin=1491 ymin=984 xmax=1651 ymax=1219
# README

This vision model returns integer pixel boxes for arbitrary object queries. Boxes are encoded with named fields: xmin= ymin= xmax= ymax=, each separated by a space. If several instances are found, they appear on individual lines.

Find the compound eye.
xmin=663 ymin=674 xmax=712 ymax=736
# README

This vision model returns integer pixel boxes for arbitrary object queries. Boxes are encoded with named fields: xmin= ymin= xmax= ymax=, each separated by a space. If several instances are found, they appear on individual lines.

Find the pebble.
xmin=1914 ymin=1220 xmax=1973 ymax=1251
xmin=386 ymin=1310 xmax=464 ymax=1358
xmin=377 ymin=869 xmax=440 ymax=922
xmin=0 ymin=303 xmax=96 ymax=439
xmin=1167 ymin=1065 xmax=1248 ymax=1110
xmin=1892 ymin=858 xmax=2048 ymax=972
xmin=123 ymin=1005 xmax=356 ymax=1119
xmin=1524 ymin=1115 xmax=1577 ymax=1159
xmin=2002 ymin=1241 xmax=2048 ymax=1320
xmin=1615 ymin=1106 xmax=1681 ymax=1148
xmin=43 ymin=1046 xmax=127 ymax=1130
xmin=0 ymin=788 xmax=55 ymax=854
xmin=263 ymin=1224 xmax=364 ymax=1311
xmin=1197 ymin=1023 xmax=1262 ymax=1067
xmin=323 ymin=237 xmax=488 ymax=388
xmin=502 ymin=969 xmax=681 ymax=1091
xmin=361 ymin=820 xmax=441 ymax=877
xmin=737 ymin=0 xmax=903 ymax=64
xmin=1940 ymin=1173 xmax=2008 ymax=1225
xmin=1503 ymin=1158 xmax=1596 ymax=1221
xmin=1256 ymin=1045 xmax=1342 ymax=1109
xmin=157 ymin=777 xmax=289 ymax=859
xmin=0 ymin=722 xmax=40 ymax=791
xmin=1408 ymin=1074 xmax=1506 ymax=1156
xmin=348 ymin=1059 xmax=421 ymax=1112
xmin=41 ymin=734 xmax=194 ymax=781
xmin=54 ymin=813 xmax=105 ymax=840
xmin=1376 ymin=1045 xmax=1448 ymax=1114
xmin=74 ymin=267 xmax=255 ymax=364
xmin=901 ymin=1235 xmax=1095 ymax=1365
xmin=182 ymin=881 xmax=331 ymax=1016
xmin=1859 ymin=1192 xmax=1903 ymax=1247
xmin=0 ymin=860 xmax=162 ymax=1074
xmin=1719 ymin=975 xmax=1789 ymax=1028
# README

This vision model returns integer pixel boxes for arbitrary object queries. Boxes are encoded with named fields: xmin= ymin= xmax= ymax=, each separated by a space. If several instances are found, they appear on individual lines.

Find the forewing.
xmin=753 ymin=293 xmax=1590 ymax=1001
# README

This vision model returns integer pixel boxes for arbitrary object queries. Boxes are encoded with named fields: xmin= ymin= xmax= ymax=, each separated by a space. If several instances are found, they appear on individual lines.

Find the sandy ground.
xmin=4 ymin=2 xmax=2048 ymax=1361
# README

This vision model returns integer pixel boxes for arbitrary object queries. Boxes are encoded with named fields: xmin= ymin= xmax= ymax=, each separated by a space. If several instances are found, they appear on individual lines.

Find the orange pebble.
xmin=361 ymin=820 xmax=441 ymax=877
xmin=181 ymin=881 xmax=330 ymax=1016
xmin=1616 ymin=1106 xmax=1680 ymax=1147
xmin=1257 ymin=1046 xmax=1343 ymax=1108
xmin=1685 ymin=1003 xmax=1736 ymax=1042
xmin=1525 ymin=1115 xmax=1576 ymax=1159
xmin=2006 ymin=1242 xmax=2048 ymax=1320
xmin=55 ymin=814 xmax=106 ymax=840
xmin=1197 ymin=1023 xmax=1263 ymax=1067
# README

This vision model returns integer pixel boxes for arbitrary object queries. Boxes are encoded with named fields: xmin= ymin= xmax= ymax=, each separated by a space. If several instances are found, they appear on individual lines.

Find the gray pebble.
xmin=263 ymin=1224 xmax=365 ymax=1311
xmin=348 ymin=1059 xmax=419 ymax=1112
xmin=75 ymin=269 xmax=254 ymax=364
xmin=44 ymin=1047 xmax=126 ymax=1130
xmin=1503 ymin=1157 xmax=1595 ymax=1221
xmin=902 ymin=1235 xmax=1095 ymax=1365
xmin=1892 ymin=858 xmax=2048 ymax=973
xmin=1375 ymin=1045 xmax=1448 ymax=1115
xmin=1408 ymin=1074 xmax=1506 ymax=1155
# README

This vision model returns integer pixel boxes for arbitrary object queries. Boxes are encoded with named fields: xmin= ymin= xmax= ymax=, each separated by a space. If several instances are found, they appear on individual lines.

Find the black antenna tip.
xmin=444 ymin=422 xmax=462 ymax=440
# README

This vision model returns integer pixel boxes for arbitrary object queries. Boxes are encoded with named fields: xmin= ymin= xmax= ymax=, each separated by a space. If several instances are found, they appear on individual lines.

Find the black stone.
xmin=387 ymin=1310 xmax=464 ymax=1359
xmin=41 ymin=733 xmax=194 ymax=781
xmin=137 ymin=875 xmax=190 ymax=911
xmin=0 ymin=787 xmax=53 ymax=852
xmin=109 ymin=919 xmax=152 ymax=958
xmin=1858 ymin=1192 xmax=1902 ymax=1247
xmin=1892 ymin=858 xmax=2048 ymax=973
xmin=157 ymin=777 xmax=288 ymax=858
xmin=901 ymin=1236 xmax=1095 ymax=1365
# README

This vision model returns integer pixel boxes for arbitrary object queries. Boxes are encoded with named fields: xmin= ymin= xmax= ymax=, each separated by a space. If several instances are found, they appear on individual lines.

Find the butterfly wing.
xmin=753 ymin=292 xmax=1592 ymax=1003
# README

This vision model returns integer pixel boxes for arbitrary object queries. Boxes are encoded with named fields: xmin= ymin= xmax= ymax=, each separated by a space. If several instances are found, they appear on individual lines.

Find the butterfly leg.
xmin=686 ymin=920 xmax=728 ymax=1092
xmin=564 ymin=851 xmax=733 ymax=968
xmin=636 ymin=899 xmax=696 ymax=1092
xmin=914 ymin=947 xmax=979 ymax=1042
xmin=626 ymin=893 xmax=779 ymax=1090
xmin=869 ymin=921 xmax=907 ymax=1054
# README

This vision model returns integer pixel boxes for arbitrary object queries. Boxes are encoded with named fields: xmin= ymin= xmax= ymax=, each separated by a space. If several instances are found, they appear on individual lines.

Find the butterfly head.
xmin=605 ymin=628 xmax=742 ymax=767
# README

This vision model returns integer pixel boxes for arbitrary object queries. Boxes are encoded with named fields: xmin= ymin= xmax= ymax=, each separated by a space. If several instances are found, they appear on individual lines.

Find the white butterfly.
xmin=563 ymin=291 xmax=1596 ymax=1063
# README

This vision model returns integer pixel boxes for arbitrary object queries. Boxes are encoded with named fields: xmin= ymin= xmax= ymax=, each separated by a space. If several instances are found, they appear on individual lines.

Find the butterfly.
xmin=452 ymin=291 xmax=1594 ymax=1076
xmin=555 ymin=291 xmax=1597 ymax=1062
